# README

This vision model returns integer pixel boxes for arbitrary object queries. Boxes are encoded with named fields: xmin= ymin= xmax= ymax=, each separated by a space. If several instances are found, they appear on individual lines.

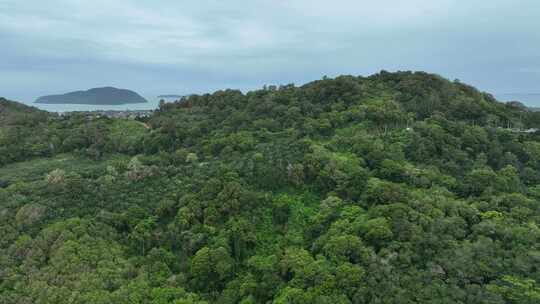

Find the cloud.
xmin=1 ymin=0 xmax=540 ymax=103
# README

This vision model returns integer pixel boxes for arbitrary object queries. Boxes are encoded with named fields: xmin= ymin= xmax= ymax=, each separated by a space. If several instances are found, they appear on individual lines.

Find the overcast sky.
xmin=1 ymin=0 xmax=539 ymax=103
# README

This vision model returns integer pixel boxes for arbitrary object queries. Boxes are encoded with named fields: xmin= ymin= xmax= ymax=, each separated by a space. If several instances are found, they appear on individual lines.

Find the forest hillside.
xmin=1 ymin=71 xmax=540 ymax=303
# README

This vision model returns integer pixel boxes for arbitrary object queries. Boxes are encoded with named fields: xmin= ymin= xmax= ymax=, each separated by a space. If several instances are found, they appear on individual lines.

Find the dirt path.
xmin=136 ymin=121 xmax=151 ymax=129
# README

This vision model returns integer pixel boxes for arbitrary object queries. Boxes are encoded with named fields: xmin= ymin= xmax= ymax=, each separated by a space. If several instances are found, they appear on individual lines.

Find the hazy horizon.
xmin=5 ymin=77 xmax=540 ymax=111
xmin=2 ymin=1 xmax=540 ymax=106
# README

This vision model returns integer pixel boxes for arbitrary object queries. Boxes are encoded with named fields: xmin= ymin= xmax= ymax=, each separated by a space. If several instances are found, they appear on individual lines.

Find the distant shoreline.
xmin=35 ymin=100 xmax=148 ymax=105
xmin=157 ymin=95 xmax=184 ymax=98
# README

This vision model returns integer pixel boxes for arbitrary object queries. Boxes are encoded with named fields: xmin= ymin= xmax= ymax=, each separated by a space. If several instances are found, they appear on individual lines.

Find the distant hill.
xmin=0 ymin=97 xmax=48 ymax=126
xmin=1 ymin=97 xmax=41 ymax=114
xmin=36 ymin=87 xmax=147 ymax=105
xmin=498 ymin=93 xmax=540 ymax=109
xmin=505 ymin=101 xmax=540 ymax=112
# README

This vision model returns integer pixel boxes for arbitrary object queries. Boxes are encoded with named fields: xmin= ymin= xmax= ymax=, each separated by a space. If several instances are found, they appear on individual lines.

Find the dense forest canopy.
xmin=1 ymin=71 xmax=540 ymax=303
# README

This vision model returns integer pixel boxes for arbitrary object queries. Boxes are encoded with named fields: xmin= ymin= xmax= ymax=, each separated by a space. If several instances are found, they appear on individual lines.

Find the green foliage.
xmin=1 ymin=72 xmax=540 ymax=303
xmin=488 ymin=276 xmax=540 ymax=304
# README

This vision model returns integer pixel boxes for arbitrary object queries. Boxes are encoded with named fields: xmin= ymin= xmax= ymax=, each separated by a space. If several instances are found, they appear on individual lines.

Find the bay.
xmin=16 ymin=95 xmax=178 ymax=112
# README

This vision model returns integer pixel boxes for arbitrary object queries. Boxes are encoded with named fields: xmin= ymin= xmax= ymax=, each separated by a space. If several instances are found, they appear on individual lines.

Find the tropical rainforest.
xmin=1 ymin=71 xmax=540 ymax=303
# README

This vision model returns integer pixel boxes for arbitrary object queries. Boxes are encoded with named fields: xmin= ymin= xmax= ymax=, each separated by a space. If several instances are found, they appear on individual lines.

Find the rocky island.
xmin=35 ymin=87 xmax=147 ymax=105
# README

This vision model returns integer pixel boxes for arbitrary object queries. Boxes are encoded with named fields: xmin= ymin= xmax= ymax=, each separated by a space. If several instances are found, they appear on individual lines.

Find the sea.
xmin=15 ymin=95 xmax=178 ymax=113
xmin=10 ymin=93 xmax=540 ymax=112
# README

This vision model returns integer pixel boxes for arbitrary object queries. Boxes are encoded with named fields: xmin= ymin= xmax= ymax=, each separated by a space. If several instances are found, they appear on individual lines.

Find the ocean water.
xmin=12 ymin=93 xmax=540 ymax=112
xmin=18 ymin=95 xmax=178 ymax=112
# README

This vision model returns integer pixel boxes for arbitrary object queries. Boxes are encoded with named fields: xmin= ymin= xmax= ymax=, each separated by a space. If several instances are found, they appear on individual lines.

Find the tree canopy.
xmin=1 ymin=71 xmax=540 ymax=303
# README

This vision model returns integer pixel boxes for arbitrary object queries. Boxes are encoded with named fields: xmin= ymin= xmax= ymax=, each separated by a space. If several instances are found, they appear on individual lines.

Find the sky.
xmin=1 ymin=0 xmax=540 ymax=104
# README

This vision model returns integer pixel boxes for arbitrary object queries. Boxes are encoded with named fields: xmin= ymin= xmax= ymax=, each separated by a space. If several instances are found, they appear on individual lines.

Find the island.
xmin=35 ymin=87 xmax=148 ymax=105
